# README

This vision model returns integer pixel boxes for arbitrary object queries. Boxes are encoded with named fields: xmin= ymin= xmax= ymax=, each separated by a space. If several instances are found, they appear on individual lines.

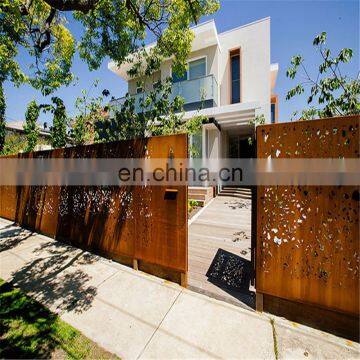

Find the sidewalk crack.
xmin=96 ymin=269 xmax=119 ymax=289
xmin=136 ymin=289 xmax=183 ymax=359
xmin=270 ymin=318 xmax=279 ymax=360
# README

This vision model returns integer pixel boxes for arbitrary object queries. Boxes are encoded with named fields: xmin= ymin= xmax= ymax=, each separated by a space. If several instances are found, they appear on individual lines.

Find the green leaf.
xmin=338 ymin=48 xmax=353 ymax=63
xmin=287 ymin=31 xmax=358 ymax=119
xmin=313 ymin=32 xmax=327 ymax=46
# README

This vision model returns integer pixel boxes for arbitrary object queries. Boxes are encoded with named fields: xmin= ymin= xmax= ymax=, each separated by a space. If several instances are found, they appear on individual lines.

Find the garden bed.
xmin=188 ymin=200 xmax=202 ymax=220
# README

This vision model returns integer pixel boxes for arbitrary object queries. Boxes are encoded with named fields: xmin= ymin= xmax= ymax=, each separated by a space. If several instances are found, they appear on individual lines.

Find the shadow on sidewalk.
xmin=6 ymin=238 xmax=98 ymax=314
xmin=0 ymin=226 xmax=34 ymax=252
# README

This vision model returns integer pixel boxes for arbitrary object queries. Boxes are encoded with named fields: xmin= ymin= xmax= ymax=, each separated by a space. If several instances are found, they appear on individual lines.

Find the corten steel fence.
xmin=256 ymin=115 xmax=359 ymax=339
xmin=0 ymin=134 xmax=188 ymax=285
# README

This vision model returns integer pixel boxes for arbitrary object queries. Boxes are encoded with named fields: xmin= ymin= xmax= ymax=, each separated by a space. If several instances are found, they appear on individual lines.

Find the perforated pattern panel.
xmin=0 ymin=135 xmax=188 ymax=273
xmin=256 ymin=116 xmax=359 ymax=315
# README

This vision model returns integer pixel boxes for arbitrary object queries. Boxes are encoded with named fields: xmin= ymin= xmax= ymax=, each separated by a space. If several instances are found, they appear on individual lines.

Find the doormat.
xmin=206 ymin=248 xmax=252 ymax=292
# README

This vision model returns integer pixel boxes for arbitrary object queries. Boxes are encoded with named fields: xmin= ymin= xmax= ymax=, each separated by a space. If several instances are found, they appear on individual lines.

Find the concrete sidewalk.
xmin=0 ymin=217 xmax=358 ymax=359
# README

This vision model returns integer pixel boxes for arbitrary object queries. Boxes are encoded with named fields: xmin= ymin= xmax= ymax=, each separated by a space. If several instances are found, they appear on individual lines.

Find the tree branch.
xmin=318 ymin=46 xmax=347 ymax=92
xmin=185 ymin=0 xmax=198 ymax=24
xmin=42 ymin=0 xmax=100 ymax=12
xmin=42 ymin=8 xmax=56 ymax=49
xmin=20 ymin=0 xmax=33 ymax=15
xmin=125 ymin=0 xmax=163 ymax=37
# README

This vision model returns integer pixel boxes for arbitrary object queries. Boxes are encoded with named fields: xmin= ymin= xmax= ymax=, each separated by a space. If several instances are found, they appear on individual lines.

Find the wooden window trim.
xmin=271 ymin=94 xmax=279 ymax=123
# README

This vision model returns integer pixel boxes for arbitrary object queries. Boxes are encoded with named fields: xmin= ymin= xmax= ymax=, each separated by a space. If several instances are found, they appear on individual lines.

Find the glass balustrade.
xmin=109 ymin=75 xmax=218 ymax=115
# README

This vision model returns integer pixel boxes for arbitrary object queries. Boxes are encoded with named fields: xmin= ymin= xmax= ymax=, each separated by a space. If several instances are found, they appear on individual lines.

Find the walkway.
xmin=188 ymin=195 xmax=254 ymax=309
xmin=1 ymin=218 xmax=358 ymax=359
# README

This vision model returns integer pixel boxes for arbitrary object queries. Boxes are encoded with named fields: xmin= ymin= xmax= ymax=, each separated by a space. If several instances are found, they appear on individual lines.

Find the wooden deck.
xmin=188 ymin=195 xmax=255 ymax=310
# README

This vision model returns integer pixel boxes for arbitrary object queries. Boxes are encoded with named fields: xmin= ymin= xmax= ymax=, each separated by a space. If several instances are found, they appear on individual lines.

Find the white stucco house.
xmin=108 ymin=17 xmax=278 ymax=162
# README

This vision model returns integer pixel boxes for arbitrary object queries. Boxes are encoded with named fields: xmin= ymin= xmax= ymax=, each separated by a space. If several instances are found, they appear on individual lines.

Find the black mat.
xmin=206 ymin=248 xmax=252 ymax=292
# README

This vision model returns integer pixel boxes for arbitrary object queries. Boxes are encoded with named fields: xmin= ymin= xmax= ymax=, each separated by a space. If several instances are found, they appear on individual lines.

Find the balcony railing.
xmin=109 ymin=75 xmax=218 ymax=115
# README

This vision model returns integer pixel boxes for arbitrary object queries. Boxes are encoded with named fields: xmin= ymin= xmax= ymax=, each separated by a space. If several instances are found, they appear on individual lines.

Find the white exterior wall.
xmin=217 ymin=18 xmax=271 ymax=122
xmin=206 ymin=128 xmax=221 ymax=158
xmin=128 ymin=71 xmax=161 ymax=95
xmin=128 ymin=45 xmax=219 ymax=96
xmin=220 ymin=131 xmax=229 ymax=158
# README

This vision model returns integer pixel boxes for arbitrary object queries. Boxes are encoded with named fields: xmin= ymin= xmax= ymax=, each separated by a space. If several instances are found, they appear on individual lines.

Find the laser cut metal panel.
xmin=256 ymin=115 xmax=359 ymax=315
xmin=0 ymin=134 xmax=188 ymax=275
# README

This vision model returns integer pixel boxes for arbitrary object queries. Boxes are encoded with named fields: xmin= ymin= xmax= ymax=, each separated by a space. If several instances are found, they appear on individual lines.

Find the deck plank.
xmin=188 ymin=195 xmax=254 ymax=310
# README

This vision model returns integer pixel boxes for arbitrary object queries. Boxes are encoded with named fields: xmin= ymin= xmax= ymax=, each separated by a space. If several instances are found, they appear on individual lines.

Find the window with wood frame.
xmin=230 ymin=49 xmax=240 ymax=104
xmin=271 ymin=95 xmax=278 ymax=123
xmin=271 ymin=103 xmax=276 ymax=123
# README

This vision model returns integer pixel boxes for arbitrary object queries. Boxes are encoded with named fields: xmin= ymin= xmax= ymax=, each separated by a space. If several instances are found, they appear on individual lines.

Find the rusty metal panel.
xmin=256 ymin=115 xmax=359 ymax=316
xmin=0 ymin=186 xmax=17 ymax=221
xmin=0 ymin=134 xmax=188 ymax=275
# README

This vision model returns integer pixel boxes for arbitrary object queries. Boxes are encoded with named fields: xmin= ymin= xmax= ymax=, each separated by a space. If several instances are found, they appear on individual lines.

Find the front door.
xmin=229 ymin=135 xmax=240 ymax=158
xmin=229 ymin=135 xmax=255 ymax=158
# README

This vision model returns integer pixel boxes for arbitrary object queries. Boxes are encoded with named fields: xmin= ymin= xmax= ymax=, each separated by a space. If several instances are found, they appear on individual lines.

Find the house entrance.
xmin=229 ymin=135 xmax=255 ymax=158
xmin=187 ymin=135 xmax=256 ymax=309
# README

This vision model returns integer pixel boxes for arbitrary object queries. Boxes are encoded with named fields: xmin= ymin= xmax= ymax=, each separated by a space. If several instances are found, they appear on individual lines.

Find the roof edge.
xmin=218 ymin=17 xmax=270 ymax=36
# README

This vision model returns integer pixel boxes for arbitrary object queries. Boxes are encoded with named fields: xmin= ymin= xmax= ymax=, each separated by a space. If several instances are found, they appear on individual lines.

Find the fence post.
xmin=256 ymin=292 xmax=263 ymax=312
xmin=181 ymin=272 xmax=188 ymax=288
xmin=133 ymin=259 xmax=138 ymax=271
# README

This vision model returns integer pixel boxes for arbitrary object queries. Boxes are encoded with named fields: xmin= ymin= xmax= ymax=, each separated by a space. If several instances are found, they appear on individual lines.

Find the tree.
xmin=24 ymin=100 xmax=40 ymax=152
xmin=1 ymin=0 xmax=73 ymax=96
xmin=69 ymin=80 xmax=108 ymax=145
xmin=1 ymin=132 xmax=49 ymax=155
xmin=1 ymin=1 xmax=219 ymax=98
xmin=0 ymin=83 xmax=5 ymax=153
xmin=49 ymin=96 xmax=67 ymax=148
xmin=247 ymin=114 xmax=265 ymax=145
xmin=96 ymin=77 xmax=204 ymax=144
xmin=1 ymin=133 xmax=28 ymax=155
xmin=286 ymin=32 xmax=360 ymax=120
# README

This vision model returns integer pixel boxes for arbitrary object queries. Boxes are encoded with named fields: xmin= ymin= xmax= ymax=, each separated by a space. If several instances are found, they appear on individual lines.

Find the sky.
xmin=3 ymin=0 xmax=359 ymax=126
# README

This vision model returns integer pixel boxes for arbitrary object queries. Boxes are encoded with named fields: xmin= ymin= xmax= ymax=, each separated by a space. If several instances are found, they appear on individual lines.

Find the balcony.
xmin=109 ymin=75 xmax=218 ymax=115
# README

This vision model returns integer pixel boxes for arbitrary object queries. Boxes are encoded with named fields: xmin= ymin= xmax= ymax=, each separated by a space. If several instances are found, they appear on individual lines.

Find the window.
xmin=136 ymin=86 xmax=143 ymax=94
xmin=189 ymin=58 xmax=206 ymax=80
xmin=230 ymin=49 xmax=240 ymax=104
xmin=172 ymin=57 xmax=206 ymax=83
xmin=271 ymin=103 xmax=276 ymax=123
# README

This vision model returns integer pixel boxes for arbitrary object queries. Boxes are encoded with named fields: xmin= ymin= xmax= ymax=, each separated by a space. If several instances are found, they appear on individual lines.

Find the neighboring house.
xmin=5 ymin=121 xmax=51 ymax=152
xmin=6 ymin=121 xmax=51 ymax=140
xmin=108 ymin=17 xmax=279 ymax=161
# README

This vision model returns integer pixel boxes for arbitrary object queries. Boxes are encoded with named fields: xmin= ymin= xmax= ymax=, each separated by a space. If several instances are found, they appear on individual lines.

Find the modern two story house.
xmin=108 ymin=17 xmax=278 ymax=163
